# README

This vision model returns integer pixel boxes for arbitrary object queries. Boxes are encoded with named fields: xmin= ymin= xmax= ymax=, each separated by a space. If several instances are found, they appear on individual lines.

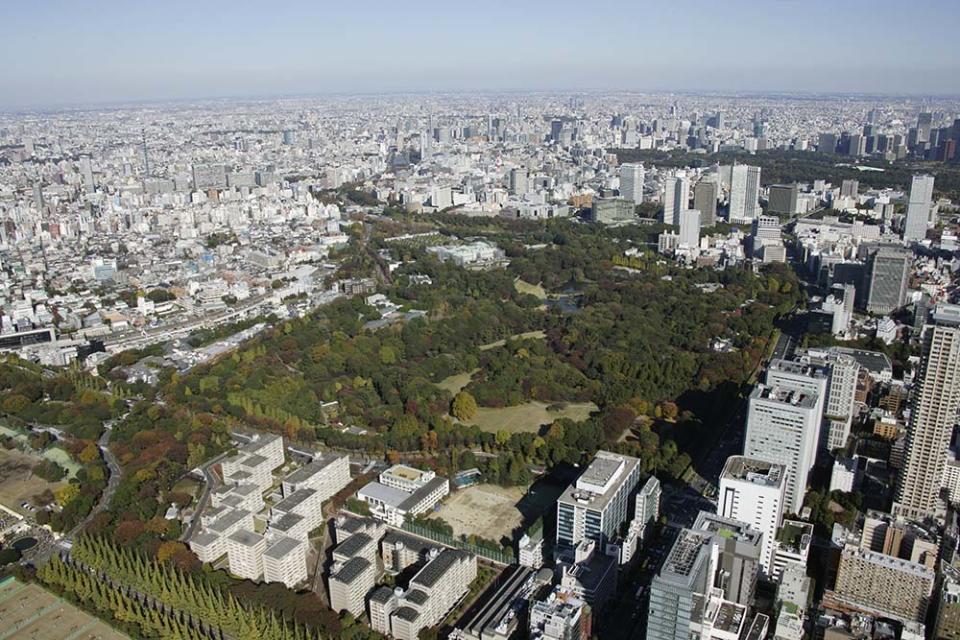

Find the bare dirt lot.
xmin=429 ymin=484 xmax=526 ymax=542
xmin=0 ymin=448 xmax=64 ymax=515
xmin=0 ymin=578 xmax=130 ymax=639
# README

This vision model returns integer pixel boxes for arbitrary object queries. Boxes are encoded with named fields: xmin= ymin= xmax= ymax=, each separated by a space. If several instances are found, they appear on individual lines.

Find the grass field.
xmin=513 ymin=278 xmax=547 ymax=300
xmin=429 ymin=484 xmax=526 ymax=542
xmin=0 ymin=448 xmax=66 ymax=515
xmin=478 ymin=330 xmax=547 ymax=352
xmin=0 ymin=577 xmax=130 ymax=640
xmin=434 ymin=369 xmax=479 ymax=395
xmin=41 ymin=447 xmax=81 ymax=479
xmin=466 ymin=400 xmax=597 ymax=433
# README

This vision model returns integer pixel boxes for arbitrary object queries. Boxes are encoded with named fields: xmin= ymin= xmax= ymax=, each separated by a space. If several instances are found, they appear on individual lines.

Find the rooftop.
xmin=721 ymin=456 xmax=785 ymax=487
xmin=264 ymin=535 xmax=303 ymax=560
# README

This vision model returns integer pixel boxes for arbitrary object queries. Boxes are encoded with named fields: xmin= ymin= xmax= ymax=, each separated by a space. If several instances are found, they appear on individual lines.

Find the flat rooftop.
xmin=721 ymin=456 xmax=785 ymax=487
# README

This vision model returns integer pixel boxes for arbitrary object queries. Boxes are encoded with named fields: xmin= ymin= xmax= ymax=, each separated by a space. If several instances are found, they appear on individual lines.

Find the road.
xmin=181 ymin=452 xmax=228 ymax=542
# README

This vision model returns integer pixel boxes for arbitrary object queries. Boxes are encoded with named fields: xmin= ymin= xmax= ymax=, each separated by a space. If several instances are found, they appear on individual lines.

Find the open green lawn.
xmin=434 ymin=369 xmax=479 ymax=395
xmin=513 ymin=278 xmax=547 ymax=300
xmin=42 ymin=446 xmax=81 ymax=479
xmin=465 ymin=400 xmax=597 ymax=433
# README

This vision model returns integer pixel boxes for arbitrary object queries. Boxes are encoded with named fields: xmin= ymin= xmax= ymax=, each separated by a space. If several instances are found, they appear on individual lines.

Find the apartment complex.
xmin=831 ymin=544 xmax=935 ymax=623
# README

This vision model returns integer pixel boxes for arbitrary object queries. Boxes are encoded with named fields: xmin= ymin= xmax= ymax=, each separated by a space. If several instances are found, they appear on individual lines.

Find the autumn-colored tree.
xmin=451 ymin=391 xmax=478 ymax=421
xmin=79 ymin=443 xmax=100 ymax=464
xmin=156 ymin=540 xmax=187 ymax=563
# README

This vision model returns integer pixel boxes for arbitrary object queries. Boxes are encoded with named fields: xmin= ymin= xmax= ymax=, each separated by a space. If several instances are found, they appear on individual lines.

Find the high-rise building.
xmin=894 ymin=304 xmax=960 ymax=519
xmin=744 ymin=384 xmax=822 ymax=514
xmin=678 ymin=209 xmax=701 ymax=248
xmin=917 ymin=112 xmax=933 ymax=144
xmin=529 ymin=587 xmax=591 ymax=640
xmin=662 ymin=172 xmax=690 ymax=226
xmin=831 ymin=544 xmax=934 ymax=622
xmin=866 ymin=246 xmax=911 ymax=315
xmin=765 ymin=359 xmax=829 ymax=446
xmin=819 ymin=133 xmax=838 ymax=154
xmin=693 ymin=179 xmax=718 ymax=227
xmin=719 ymin=456 xmax=787 ymax=575
xmin=79 ymin=156 xmax=95 ymax=194
xmin=840 ymin=179 xmax=859 ymax=199
xmin=620 ymin=163 xmax=645 ymax=205
xmin=728 ymin=165 xmax=761 ymax=224
xmin=767 ymin=184 xmax=799 ymax=215
xmin=556 ymin=451 xmax=641 ymax=553
xmin=903 ymin=174 xmax=935 ymax=242
xmin=510 ymin=167 xmax=528 ymax=195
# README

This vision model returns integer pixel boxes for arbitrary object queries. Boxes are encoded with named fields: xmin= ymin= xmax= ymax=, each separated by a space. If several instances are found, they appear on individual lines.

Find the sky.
xmin=3 ymin=0 xmax=960 ymax=108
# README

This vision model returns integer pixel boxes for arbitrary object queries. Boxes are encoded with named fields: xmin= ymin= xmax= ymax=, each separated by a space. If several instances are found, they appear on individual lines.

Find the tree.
xmin=2 ymin=393 xmax=30 ymax=414
xmin=451 ymin=391 xmax=478 ymax=421
xmin=55 ymin=483 xmax=80 ymax=506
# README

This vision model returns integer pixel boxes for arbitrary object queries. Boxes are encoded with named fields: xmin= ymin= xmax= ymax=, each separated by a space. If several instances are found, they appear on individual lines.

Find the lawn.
xmin=434 ymin=369 xmax=479 ymax=395
xmin=465 ymin=400 xmax=597 ymax=433
xmin=0 ymin=448 xmax=67 ymax=515
xmin=513 ymin=278 xmax=547 ymax=300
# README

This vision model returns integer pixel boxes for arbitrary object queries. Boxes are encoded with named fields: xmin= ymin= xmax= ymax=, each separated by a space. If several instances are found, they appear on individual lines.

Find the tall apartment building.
xmin=262 ymin=536 xmax=308 ymax=588
xmin=728 ymin=164 xmax=761 ymax=224
xmin=693 ymin=179 xmax=719 ymax=227
xmin=370 ymin=549 xmax=477 ymax=640
xmin=619 ymin=163 xmax=645 ymax=205
xmin=221 ymin=433 xmax=285 ymax=490
xmin=226 ymin=529 xmax=266 ymax=580
xmin=744 ymin=384 xmax=822 ymax=514
xmin=329 ymin=528 xmax=384 ymax=617
xmin=894 ymin=304 xmax=960 ymax=519
xmin=719 ymin=456 xmax=787 ymax=575
xmin=866 ymin=246 xmax=911 ymax=315
xmin=556 ymin=451 xmax=641 ymax=553
xmin=903 ymin=174 xmax=935 ymax=242
xmin=831 ymin=544 xmax=935 ymax=622
xmin=281 ymin=451 xmax=351 ymax=501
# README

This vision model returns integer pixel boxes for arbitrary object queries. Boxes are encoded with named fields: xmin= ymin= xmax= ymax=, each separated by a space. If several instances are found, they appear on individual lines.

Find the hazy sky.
xmin=3 ymin=0 xmax=960 ymax=107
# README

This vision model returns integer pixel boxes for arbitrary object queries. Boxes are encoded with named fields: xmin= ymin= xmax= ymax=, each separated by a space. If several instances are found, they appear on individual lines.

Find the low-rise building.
xmin=358 ymin=465 xmax=450 ymax=526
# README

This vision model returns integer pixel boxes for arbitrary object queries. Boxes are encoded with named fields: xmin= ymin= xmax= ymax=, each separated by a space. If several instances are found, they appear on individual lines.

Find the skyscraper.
xmin=903 ymin=174 xmax=935 ymax=242
xmin=719 ymin=456 xmax=786 ymax=575
xmin=894 ymin=304 xmax=960 ymax=520
xmin=728 ymin=165 xmax=760 ymax=224
xmin=767 ymin=184 xmax=799 ymax=215
xmin=866 ymin=246 xmax=911 ymax=315
xmin=661 ymin=172 xmax=690 ymax=226
xmin=744 ymin=383 xmax=822 ymax=514
xmin=509 ymin=167 xmax=528 ymax=195
xmin=678 ymin=209 xmax=701 ymax=248
xmin=693 ymin=179 xmax=718 ymax=227
xmin=619 ymin=163 xmax=645 ymax=205
xmin=79 ymin=155 xmax=95 ymax=194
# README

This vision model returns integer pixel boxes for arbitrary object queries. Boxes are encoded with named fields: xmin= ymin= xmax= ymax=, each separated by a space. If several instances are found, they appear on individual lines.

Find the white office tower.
xmin=79 ymin=156 xmax=95 ymax=194
xmin=556 ymin=451 xmax=641 ymax=553
xmin=765 ymin=359 xmax=829 ymax=452
xmin=728 ymin=164 xmax=761 ymax=224
xmin=678 ymin=209 xmax=701 ymax=248
xmin=620 ymin=163 xmax=645 ymax=205
xmin=744 ymin=384 xmax=822 ymax=515
xmin=661 ymin=171 xmax=690 ymax=225
xmin=719 ymin=456 xmax=786 ymax=575
xmin=903 ymin=174 xmax=935 ymax=242
xmin=894 ymin=304 xmax=960 ymax=520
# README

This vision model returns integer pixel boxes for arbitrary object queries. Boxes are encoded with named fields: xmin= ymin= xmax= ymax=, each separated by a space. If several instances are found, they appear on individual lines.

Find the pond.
xmin=11 ymin=537 xmax=37 ymax=552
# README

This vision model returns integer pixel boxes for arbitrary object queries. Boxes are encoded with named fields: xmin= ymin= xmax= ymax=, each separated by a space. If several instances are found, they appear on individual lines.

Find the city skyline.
xmin=4 ymin=0 xmax=960 ymax=108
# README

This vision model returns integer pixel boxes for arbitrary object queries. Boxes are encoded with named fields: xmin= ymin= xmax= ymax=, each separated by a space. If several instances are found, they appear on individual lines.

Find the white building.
xmin=358 ymin=465 xmax=450 ymax=526
xmin=679 ymin=209 xmax=702 ymax=248
xmin=226 ymin=529 xmax=266 ymax=580
xmin=744 ymin=384 xmax=822 ymax=514
xmin=903 ymin=174 xmax=934 ymax=243
xmin=728 ymin=165 xmax=761 ymax=224
xmin=620 ymin=163 xmax=645 ymax=205
xmin=262 ymin=536 xmax=308 ymax=588
xmin=719 ymin=456 xmax=786 ymax=575
xmin=281 ymin=451 xmax=351 ymax=501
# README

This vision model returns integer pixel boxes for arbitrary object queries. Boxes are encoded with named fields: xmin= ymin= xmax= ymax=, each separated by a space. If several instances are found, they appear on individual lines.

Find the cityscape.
xmin=2 ymin=3 xmax=960 ymax=640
